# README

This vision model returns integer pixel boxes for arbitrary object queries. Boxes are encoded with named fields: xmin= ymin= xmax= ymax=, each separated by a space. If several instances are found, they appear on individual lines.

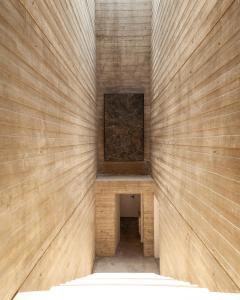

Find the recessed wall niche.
xmin=104 ymin=93 xmax=144 ymax=161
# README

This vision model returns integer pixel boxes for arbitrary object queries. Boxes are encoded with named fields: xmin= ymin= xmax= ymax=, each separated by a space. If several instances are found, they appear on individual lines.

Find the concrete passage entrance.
xmin=95 ymin=176 xmax=154 ymax=257
xmin=94 ymin=214 xmax=158 ymax=273
xmin=94 ymin=183 xmax=158 ymax=273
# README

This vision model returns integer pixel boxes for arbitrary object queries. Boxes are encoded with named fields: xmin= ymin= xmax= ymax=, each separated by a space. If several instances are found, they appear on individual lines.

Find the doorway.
xmin=95 ymin=177 xmax=154 ymax=257
xmin=117 ymin=194 xmax=143 ymax=256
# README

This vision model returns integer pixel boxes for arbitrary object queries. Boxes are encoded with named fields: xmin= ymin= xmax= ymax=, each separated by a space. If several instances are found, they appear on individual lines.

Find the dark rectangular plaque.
xmin=104 ymin=93 xmax=144 ymax=161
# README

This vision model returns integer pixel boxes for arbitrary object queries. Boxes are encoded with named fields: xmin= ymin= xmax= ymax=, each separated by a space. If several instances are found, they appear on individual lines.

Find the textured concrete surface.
xmin=94 ymin=218 xmax=159 ymax=273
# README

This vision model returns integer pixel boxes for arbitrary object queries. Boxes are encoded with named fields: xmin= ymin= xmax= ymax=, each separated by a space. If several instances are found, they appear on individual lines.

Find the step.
xmin=14 ymin=273 xmax=239 ymax=300
xmin=62 ymin=272 xmax=169 ymax=284
xmin=62 ymin=273 xmax=197 ymax=288
xmin=14 ymin=288 xmax=240 ymax=300
xmin=14 ymin=291 xmax=49 ymax=300
xmin=61 ymin=278 xmax=197 ymax=287
xmin=88 ymin=272 xmax=166 ymax=279
xmin=50 ymin=285 xmax=209 ymax=300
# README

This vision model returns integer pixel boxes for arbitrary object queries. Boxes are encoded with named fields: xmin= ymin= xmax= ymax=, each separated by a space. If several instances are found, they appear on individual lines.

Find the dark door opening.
xmin=117 ymin=194 xmax=143 ymax=256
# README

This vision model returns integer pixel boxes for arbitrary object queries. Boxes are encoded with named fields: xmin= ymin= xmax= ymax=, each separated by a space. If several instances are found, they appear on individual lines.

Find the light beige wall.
xmin=0 ymin=0 xmax=96 ymax=299
xmin=153 ymin=196 xmax=159 ymax=258
xmin=120 ymin=194 xmax=140 ymax=217
xmin=96 ymin=0 xmax=152 ymax=175
xmin=151 ymin=0 xmax=240 ymax=292
xmin=115 ymin=194 xmax=120 ymax=248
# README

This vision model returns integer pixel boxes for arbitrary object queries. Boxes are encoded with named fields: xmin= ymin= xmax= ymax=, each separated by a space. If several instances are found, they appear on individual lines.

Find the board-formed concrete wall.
xmin=0 ymin=1 xmax=96 ymax=299
xmin=151 ymin=0 xmax=240 ymax=292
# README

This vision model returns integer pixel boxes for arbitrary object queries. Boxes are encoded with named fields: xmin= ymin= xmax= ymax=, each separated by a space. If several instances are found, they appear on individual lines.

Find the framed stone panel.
xmin=104 ymin=93 xmax=144 ymax=161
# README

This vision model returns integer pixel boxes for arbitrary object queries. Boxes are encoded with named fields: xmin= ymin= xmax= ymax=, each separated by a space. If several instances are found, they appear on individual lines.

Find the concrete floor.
xmin=94 ymin=217 xmax=159 ymax=273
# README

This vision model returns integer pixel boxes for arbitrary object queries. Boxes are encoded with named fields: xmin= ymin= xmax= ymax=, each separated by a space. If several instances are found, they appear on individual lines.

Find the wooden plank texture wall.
xmin=151 ymin=0 xmax=240 ymax=292
xmin=96 ymin=0 xmax=151 ymax=175
xmin=0 ymin=0 xmax=96 ymax=299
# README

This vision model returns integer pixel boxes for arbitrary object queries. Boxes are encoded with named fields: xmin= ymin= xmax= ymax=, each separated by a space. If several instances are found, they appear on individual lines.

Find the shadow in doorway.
xmin=117 ymin=217 xmax=143 ymax=257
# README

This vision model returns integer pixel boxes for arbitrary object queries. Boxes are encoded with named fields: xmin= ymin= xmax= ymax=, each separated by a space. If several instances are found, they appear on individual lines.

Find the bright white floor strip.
xmin=14 ymin=273 xmax=240 ymax=300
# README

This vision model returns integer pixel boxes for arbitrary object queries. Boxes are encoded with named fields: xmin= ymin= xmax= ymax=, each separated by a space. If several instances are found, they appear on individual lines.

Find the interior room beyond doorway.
xmin=118 ymin=194 xmax=142 ymax=256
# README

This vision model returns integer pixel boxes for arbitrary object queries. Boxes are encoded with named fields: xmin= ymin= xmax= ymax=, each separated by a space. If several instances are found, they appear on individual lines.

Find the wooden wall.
xmin=0 ymin=0 xmax=96 ymax=299
xmin=96 ymin=0 xmax=151 ymax=175
xmin=151 ymin=0 xmax=240 ymax=292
